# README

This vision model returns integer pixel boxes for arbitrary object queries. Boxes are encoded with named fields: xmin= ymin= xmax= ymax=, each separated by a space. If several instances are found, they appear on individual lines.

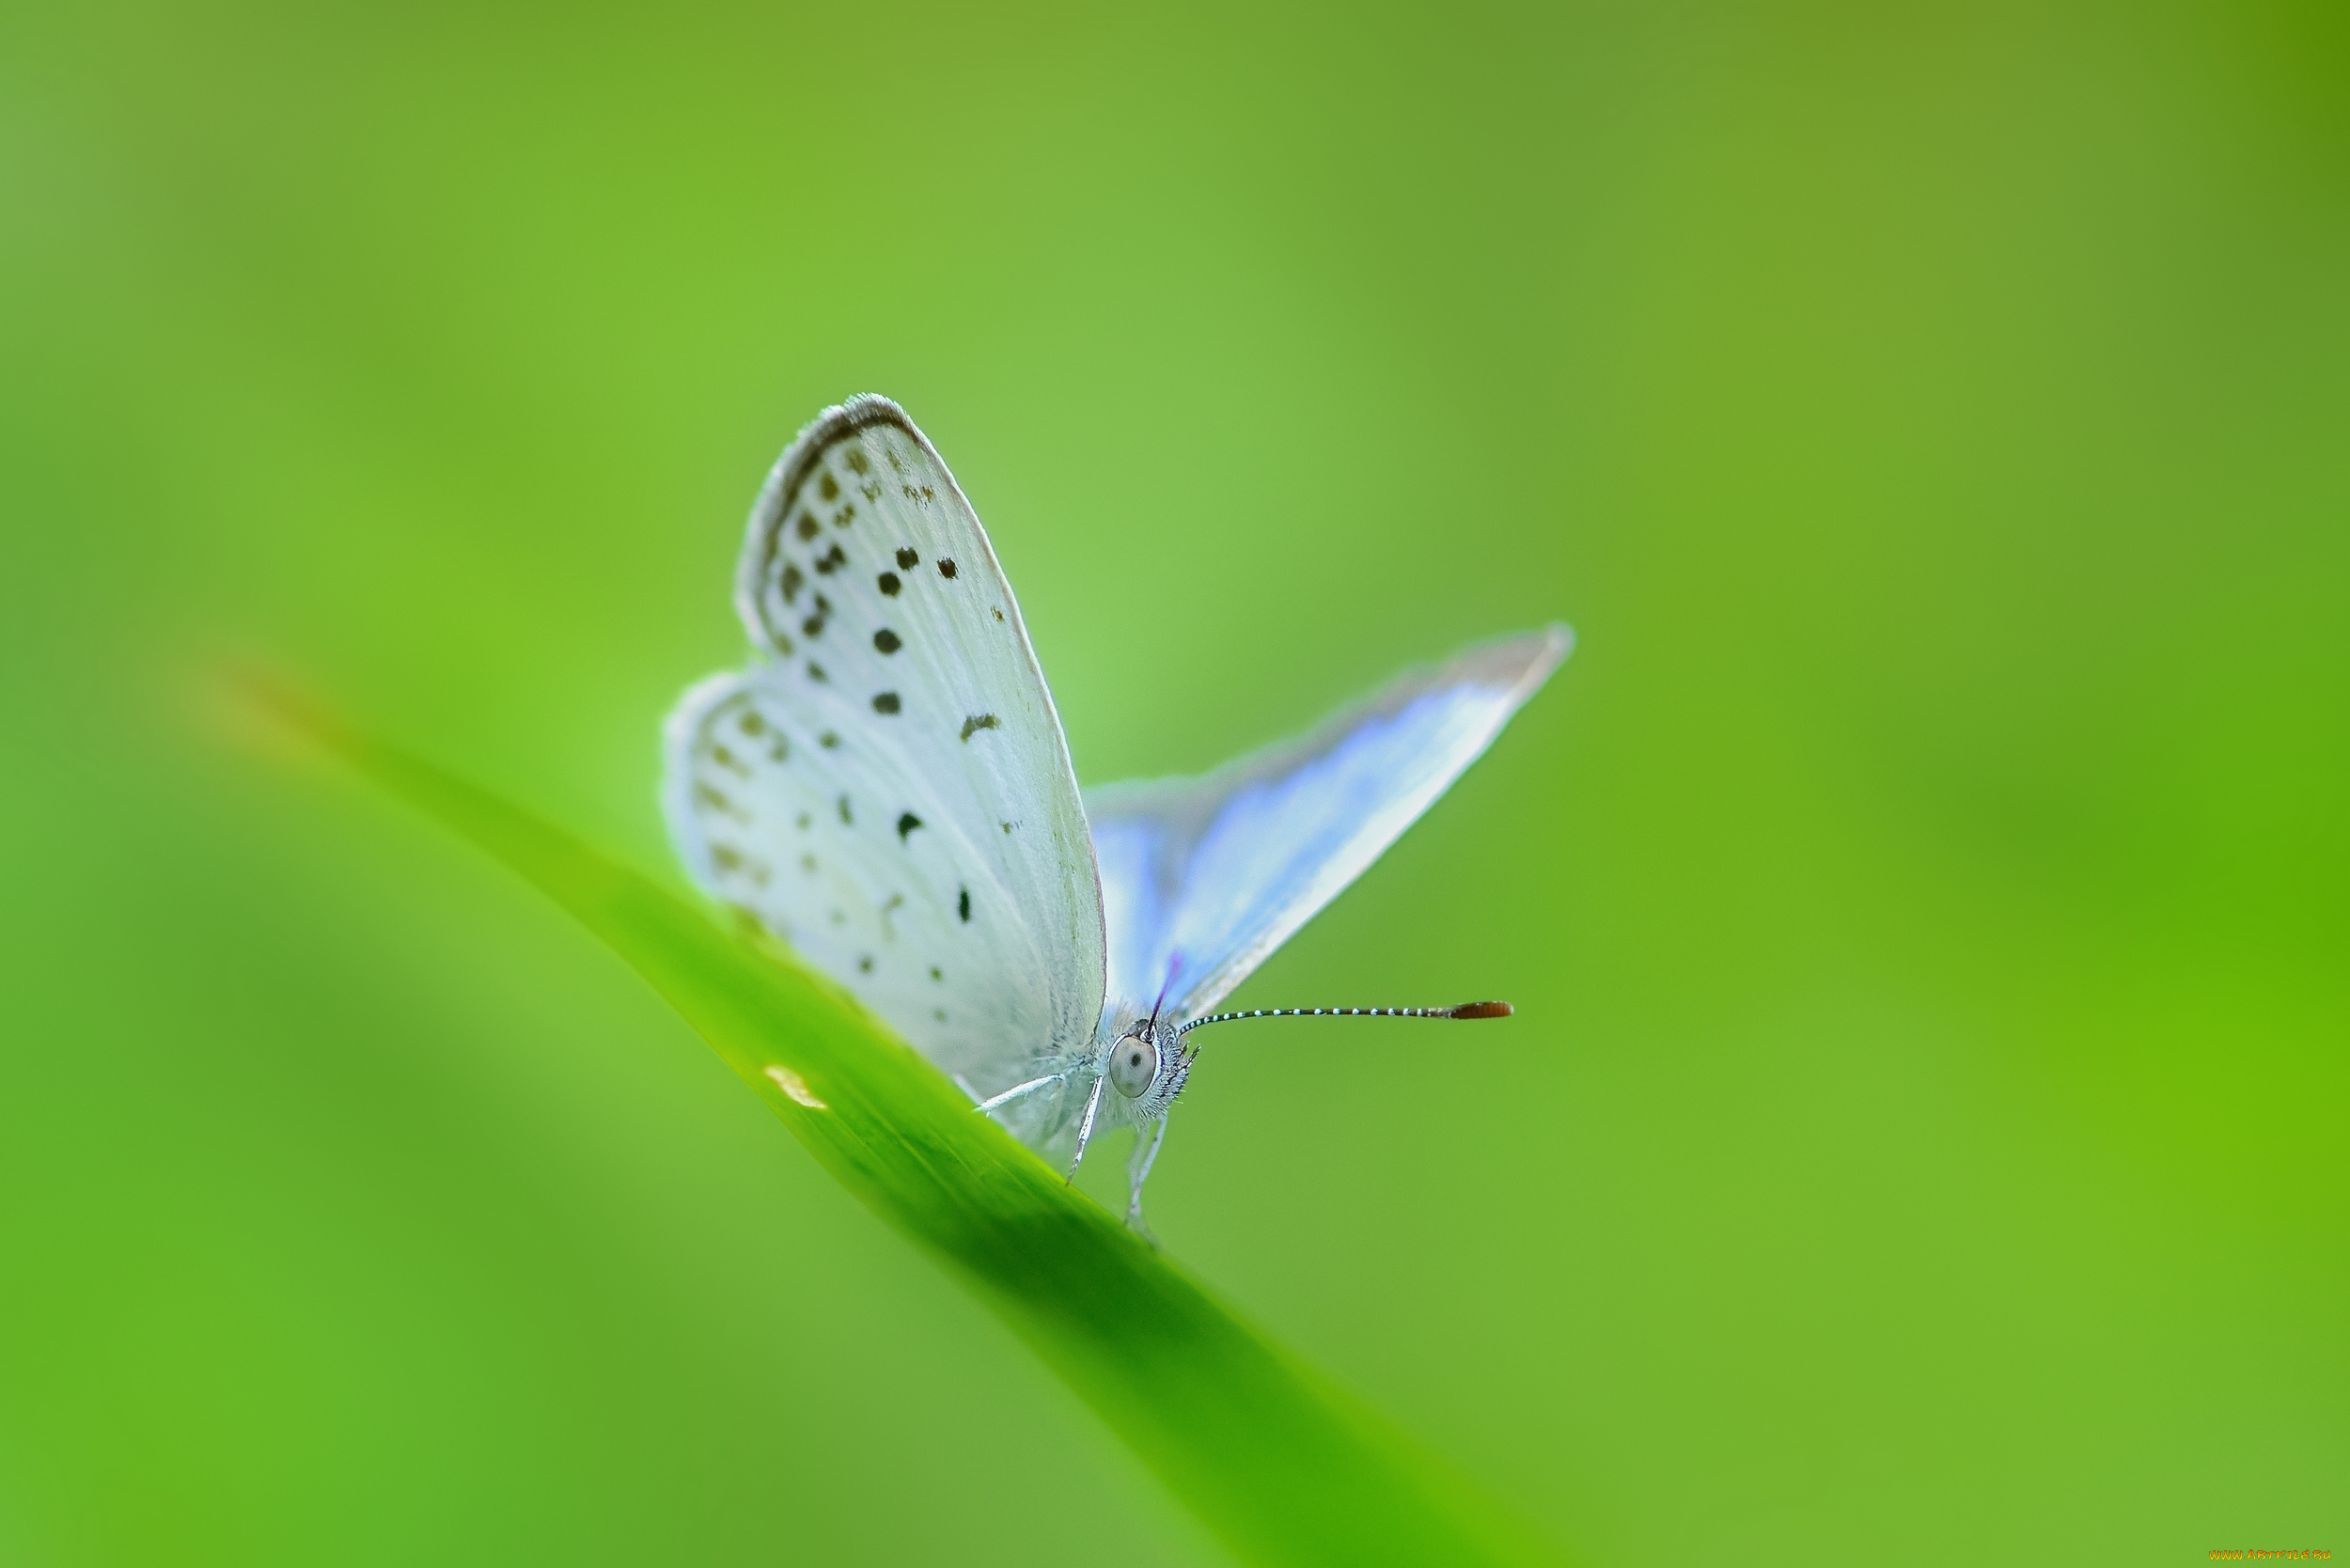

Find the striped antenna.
xmin=1174 ymin=1001 xmax=1512 ymax=1038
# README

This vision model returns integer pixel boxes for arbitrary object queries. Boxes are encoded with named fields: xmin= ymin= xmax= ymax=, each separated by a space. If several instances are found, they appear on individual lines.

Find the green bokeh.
xmin=2 ymin=1 xmax=2342 ymax=1562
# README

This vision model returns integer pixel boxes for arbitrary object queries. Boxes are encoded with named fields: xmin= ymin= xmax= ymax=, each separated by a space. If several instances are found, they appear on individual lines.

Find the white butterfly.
xmin=664 ymin=396 xmax=1569 ymax=1231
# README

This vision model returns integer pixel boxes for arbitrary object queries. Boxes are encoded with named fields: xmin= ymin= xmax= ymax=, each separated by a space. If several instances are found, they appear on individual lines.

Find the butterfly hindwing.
xmin=1086 ymin=626 xmax=1570 ymax=1022
xmin=665 ymin=397 xmax=1106 ymax=1097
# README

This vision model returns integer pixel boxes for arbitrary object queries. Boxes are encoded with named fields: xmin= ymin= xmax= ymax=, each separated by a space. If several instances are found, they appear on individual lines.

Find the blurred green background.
xmin=2 ymin=0 xmax=2343 ymax=1561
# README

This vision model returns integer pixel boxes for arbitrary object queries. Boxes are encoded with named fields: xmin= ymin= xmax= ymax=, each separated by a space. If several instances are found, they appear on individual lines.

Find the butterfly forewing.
xmin=664 ymin=397 xmax=1105 ymax=1098
xmin=1086 ymin=626 xmax=1569 ymax=1022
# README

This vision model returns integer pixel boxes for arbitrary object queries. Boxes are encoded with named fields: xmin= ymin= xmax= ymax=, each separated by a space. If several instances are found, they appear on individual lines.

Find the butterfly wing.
xmin=664 ymin=396 xmax=1106 ymax=1103
xmin=1085 ymin=626 xmax=1570 ymax=1022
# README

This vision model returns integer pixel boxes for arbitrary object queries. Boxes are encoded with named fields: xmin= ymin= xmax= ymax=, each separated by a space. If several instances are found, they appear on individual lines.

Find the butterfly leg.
xmin=1065 ymin=1074 xmax=1106 ymax=1183
xmin=1124 ymin=1114 xmax=1168 ymax=1241
xmin=972 ymin=1073 xmax=1065 ymax=1115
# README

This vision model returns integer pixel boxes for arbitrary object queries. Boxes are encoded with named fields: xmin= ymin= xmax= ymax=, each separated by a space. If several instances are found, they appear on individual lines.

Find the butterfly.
xmin=664 ymin=396 xmax=1569 ymax=1231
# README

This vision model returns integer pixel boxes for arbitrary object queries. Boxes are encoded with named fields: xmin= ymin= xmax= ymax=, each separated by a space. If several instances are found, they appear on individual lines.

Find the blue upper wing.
xmin=1084 ymin=625 xmax=1571 ymax=1025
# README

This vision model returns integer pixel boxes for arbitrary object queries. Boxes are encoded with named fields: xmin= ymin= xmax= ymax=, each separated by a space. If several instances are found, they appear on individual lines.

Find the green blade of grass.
xmin=259 ymin=683 xmax=1565 ymax=1568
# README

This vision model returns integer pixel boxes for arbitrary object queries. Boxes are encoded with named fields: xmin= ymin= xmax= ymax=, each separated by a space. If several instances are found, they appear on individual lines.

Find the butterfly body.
xmin=666 ymin=396 xmax=1567 ymax=1229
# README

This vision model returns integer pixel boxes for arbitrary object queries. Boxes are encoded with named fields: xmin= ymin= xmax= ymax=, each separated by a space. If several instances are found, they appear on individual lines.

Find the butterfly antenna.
xmin=1174 ymin=1001 xmax=1513 ymax=1038
xmin=1144 ymin=953 xmax=1185 ymax=1036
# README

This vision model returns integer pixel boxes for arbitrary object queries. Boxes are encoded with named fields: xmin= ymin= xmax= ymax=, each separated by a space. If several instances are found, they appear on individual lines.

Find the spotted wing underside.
xmin=1085 ymin=626 xmax=1571 ymax=1024
xmin=664 ymin=397 xmax=1106 ymax=1100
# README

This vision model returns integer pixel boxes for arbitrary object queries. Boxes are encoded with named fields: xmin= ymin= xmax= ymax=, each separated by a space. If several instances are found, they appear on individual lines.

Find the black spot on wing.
xmin=819 ymin=731 xmax=839 ymax=748
xmin=937 ymin=557 xmax=958 ymax=579
xmin=958 ymin=886 xmax=970 ymax=923
xmin=779 ymin=564 xmax=804 ymax=604
xmin=872 ymin=629 xmax=901 ymax=653
xmin=807 ymin=662 xmax=827 ymax=682
xmin=872 ymin=692 xmax=901 ymax=715
xmin=959 ymin=713 xmax=1000 ymax=742
xmin=895 ymin=547 xmax=918 ymax=570
xmin=795 ymin=512 xmax=820 ymax=541
xmin=877 ymin=571 xmax=901 ymax=596
xmin=896 ymin=811 xmax=921 ymax=842
xmin=819 ymin=472 xmax=839 ymax=501
xmin=712 ymin=845 xmax=768 ymax=886
xmin=844 ymin=448 xmax=869 ymax=475
xmin=837 ymin=794 xmax=853 ymax=825
xmin=813 ymin=541 xmax=846 ymax=575
xmin=833 ymin=502 xmax=855 ymax=526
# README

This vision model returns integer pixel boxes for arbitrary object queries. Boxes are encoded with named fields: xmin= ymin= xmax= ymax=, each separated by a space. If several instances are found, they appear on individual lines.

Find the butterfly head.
xmin=1106 ymin=1014 xmax=1193 ymax=1119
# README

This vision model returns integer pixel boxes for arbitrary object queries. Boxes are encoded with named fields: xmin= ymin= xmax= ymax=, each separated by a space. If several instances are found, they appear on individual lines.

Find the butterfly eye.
xmin=1108 ymin=1033 xmax=1160 ymax=1099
